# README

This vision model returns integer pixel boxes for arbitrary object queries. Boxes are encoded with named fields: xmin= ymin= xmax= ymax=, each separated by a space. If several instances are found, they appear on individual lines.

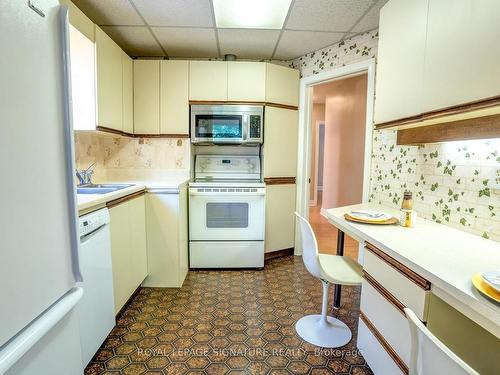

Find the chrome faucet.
xmin=76 ymin=163 xmax=96 ymax=186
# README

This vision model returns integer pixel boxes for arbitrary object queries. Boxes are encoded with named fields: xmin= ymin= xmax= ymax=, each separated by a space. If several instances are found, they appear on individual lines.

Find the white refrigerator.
xmin=0 ymin=1 xmax=84 ymax=374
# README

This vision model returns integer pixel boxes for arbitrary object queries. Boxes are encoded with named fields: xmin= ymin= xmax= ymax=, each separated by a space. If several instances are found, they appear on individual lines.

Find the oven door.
xmin=192 ymin=114 xmax=244 ymax=144
xmin=189 ymin=188 xmax=265 ymax=241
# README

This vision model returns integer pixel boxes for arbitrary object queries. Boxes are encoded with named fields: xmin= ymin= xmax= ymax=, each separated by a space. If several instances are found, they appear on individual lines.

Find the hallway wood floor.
xmin=309 ymin=193 xmax=359 ymax=261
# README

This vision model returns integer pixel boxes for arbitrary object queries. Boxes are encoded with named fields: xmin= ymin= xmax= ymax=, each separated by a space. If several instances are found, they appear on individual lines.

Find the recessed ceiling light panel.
xmin=213 ymin=0 xmax=292 ymax=29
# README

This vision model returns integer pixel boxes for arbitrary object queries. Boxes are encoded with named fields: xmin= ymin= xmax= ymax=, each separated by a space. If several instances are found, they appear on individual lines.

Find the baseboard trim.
xmin=115 ymin=285 xmax=142 ymax=320
xmin=264 ymin=248 xmax=294 ymax=261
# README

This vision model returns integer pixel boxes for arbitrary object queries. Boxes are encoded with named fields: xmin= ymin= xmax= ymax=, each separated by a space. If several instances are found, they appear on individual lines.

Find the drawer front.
xmin=364 ymin=243 xmax=430 ymax=320
xmin=360 ymin=277 xmax=411 ymax=366
xmin=358 ymin=317 xmax=406 ymax=375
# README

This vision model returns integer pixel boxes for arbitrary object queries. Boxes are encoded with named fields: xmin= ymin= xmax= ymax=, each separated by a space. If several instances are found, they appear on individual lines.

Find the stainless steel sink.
xmin=76 ymin=184 xmax=134 ymax=195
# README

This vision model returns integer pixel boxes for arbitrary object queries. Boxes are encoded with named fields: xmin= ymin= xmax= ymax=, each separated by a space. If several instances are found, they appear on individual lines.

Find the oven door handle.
xmin=189 ymin=191 xmax=266 ymax=196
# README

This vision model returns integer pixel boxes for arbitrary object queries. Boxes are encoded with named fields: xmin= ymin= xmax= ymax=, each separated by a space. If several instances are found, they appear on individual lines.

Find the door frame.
xmin=295 ymin=58 xmax=376 ymax=255
xmin=310 ymin=120 xmax=325 ymax=207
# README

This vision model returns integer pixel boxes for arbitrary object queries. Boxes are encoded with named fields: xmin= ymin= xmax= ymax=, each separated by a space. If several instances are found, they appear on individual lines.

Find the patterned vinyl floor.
xmin=85 ymin=256 xmax=373 ymax=375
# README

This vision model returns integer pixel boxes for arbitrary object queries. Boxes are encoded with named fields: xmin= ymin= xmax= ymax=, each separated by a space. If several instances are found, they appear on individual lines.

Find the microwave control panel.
xmin=249 ymin=115 xmax=262 ymax=139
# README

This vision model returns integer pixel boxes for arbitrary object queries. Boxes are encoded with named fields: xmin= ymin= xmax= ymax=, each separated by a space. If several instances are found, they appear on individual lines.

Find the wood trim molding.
xmin=96 ymin=126 xmax=189 ymax=139
xmin=363 ymin=272 xmax=405 ymax=315
xmin=360 ymin=311 xmax=409 ymax=375
xmin=374 ymin=95 xmax=500 ymax=130
xmin=265 ymin=102 xmax=299 ymax=110
xmin=134 ymin=133 xmax=190 ymax=138
xmin=189 ymin=100 xmax=299 ymax=111
xmin=106 ymin=190 xmax=145 ymax=209
xmin=264 ymin=248 xmax=294 ymax=261
xmin=396 ymin=113 xmax=500 ymax=145
xmin=365 ymin=242 xmax=431 ymax=290
xmin=264 ymin=177 xmax=296 ymax=185
xmin=96 ymin=126 xmax=133 ymax=137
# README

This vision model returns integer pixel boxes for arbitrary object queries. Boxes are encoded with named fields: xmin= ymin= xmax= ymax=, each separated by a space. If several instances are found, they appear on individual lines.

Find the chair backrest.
xmin=404 ymin=308 xmax=479 ymax=375
xmin=294 ymin=212 xmax=323 ymax=279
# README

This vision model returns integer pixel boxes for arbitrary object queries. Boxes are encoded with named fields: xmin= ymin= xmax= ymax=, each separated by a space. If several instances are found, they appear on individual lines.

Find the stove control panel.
xmin=195 ymin=155 xmax=261 ymax=177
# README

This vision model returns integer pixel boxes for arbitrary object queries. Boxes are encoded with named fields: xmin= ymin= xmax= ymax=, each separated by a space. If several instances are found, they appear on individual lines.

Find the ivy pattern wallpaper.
xmin=288 ymin=31 xmax=500 ymax=242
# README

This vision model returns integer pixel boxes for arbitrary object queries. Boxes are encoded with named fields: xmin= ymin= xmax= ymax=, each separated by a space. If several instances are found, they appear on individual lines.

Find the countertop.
xmin=77 ymin=177 xmax=190 ymax=215
xmin=322 ymin=203 xmax=500 ymax=338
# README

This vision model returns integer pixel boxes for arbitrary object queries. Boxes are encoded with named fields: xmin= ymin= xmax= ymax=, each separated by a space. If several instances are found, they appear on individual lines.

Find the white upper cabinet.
xmin=69 ymin=25 xmax=96 ymax=131
xmin=122 ymin=52 xmax=134 ymax=134
xmin=423 ymin=0 xmax=500 ymax=112
xmin=265 ymin=63 xmax=300 ymax=107
xmin=134 ymin=60 xmax=160 ymax=135
xmin=95 ymin=26 xmax=123 ymax=131
xmin=263 ymin=107 xmax=299 ymax=178
xmin=160 ymin=60 xmax=189 ymax=135
xmin=189 ymin=61 xmax=228 ymax=101
xmin=374 ymin=0 xmax=429 ymax=125
xmin=227 ymin=62 xmax=266 ymax=102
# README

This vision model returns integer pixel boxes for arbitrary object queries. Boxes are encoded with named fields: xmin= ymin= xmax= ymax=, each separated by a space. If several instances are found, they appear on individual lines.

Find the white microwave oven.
xmin=190 ymin=104 xmax=264 ymax=144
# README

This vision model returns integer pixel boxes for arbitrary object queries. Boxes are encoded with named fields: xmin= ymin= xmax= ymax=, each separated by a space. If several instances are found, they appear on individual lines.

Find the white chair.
xmin=294 ymin=212 xmax=363 ymax=348
xmin=404 ymin=308 xmax=479 ymax=375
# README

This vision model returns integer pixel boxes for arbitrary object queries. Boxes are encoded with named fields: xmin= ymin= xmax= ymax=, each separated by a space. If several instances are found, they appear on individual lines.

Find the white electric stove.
xmin=189 ymin=155 xmax=265 ymax=268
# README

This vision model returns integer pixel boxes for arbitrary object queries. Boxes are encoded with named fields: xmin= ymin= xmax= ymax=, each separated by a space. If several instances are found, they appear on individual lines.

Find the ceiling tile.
xmin=285 ymin=0 xmax=374 ymax=32
xmin=152 ymin=28 xmax=218 ymax=58
xmin=274 ymin=30 xmax=344 ymax=60
xmin=132 ymin=0 xmax=214 ymax=27
xmin=101 ymin=26 xmax=165 ymax=56
xmin=351 ymin=0 xmax=388 ymax=32
xmin=72 ymin=0 xmax=144 ymax=25
xmin=218 ymin=29 xmax=280 ymax=59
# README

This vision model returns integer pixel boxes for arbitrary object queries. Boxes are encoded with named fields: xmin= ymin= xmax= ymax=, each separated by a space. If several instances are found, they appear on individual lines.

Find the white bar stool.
xmin=294 ymin=212 xmax=362 ymax=348
xmin=404 ymin=308 xmax=479 ymax=375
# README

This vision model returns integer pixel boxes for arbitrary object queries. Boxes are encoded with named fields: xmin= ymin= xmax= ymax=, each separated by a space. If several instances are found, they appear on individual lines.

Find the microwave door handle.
xmin=242 ymin=113 xmax=248 ymax=142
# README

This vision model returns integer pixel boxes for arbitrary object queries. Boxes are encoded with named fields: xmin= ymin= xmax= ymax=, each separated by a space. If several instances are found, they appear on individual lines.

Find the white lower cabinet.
xmin=360 ymin=279 xmax=411 ymax=366
xmin=109 ymin=194 xmax=148 ymax=314
xmin=358 ymin=242 xmax=432 ymax=375
xmin=143 ymin=187 xmax=188 ymax=288
xmin=364 ymin=245 xmax=430 ymax=320
xmin=264 ymin=184 xmax=296 ymax=253
xmin=357 ymin=318 xmax=405 ymax=375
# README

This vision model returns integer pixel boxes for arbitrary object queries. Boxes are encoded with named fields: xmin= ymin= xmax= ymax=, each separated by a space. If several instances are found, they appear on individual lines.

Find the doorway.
xmin=295 ymin=59 xmax=376 ymax=260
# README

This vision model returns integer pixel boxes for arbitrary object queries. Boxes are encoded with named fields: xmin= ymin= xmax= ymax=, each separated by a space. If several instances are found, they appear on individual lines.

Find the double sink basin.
xmin=76 ymin=183 xmax=134 ymax=195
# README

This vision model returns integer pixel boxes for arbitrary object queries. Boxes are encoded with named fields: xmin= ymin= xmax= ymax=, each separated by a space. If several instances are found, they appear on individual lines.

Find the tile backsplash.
xmin=288 ymin=30 xmax=500 ymax=242
xmin=74 ymin=132 xmax=190 ymax=182
xmin=370 ymin=132 xmax=500 ymax=241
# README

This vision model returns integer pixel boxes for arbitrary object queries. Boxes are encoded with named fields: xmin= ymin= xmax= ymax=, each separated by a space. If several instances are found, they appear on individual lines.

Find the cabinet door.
xmin=95 ymin=26 xmax=123 ymax=130
xmin=265 ymin=184 xmax=296 ymax=252
xmin=122 ymin=52 xmax=134 ymax=134
xmin=129 ymin=196 xmax=148 ymax=287
xmin=69 ymin=25 xmax=96 ymax=131
xmin=263 ymin=107 xmax=298 ymax=178
xmin=160 ymin=60 xmax=189 ymax=135
xmin=134 ymin=60 xmax=160 ymax=135
xmin=109 ymin=203 xmax=131 ymax=314
xmin=374 ymin=0 xmax=428 ymax=124
xmin=265 ymin=63 xmax=299 ymax=106
xmin=423 ymin=0 xmax=500 ymax=111
xmin=189 ymin=61 xmax=228 ymax=101
xmin=227 ymin=62 xmax=266 ymax=101
xmin=144 ymin=193 xmax=182 ymax=287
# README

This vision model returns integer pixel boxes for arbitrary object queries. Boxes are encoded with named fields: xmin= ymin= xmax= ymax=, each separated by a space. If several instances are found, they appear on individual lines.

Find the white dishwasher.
xmin=77 ymin=208 xmax=115 ymax=369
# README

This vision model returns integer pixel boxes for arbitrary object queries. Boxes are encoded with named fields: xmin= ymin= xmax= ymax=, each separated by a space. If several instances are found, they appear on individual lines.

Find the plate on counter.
xmin=482 ymin=270 xmax=500 ymax=293
xmin=344 ymin=213 xmax=399 ymax=225
xmin=472 ymin=273 xmax=500 ymax=303
xmin=345 ymin=210 xmax=398 ymax=225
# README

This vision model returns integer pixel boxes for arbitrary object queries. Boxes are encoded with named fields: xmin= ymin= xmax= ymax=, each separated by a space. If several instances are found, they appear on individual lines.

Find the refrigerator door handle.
xmin=0 ymin=287 xmax=83 ymax=375
xmin=60 ymin=5 xmax=83 ymax=282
